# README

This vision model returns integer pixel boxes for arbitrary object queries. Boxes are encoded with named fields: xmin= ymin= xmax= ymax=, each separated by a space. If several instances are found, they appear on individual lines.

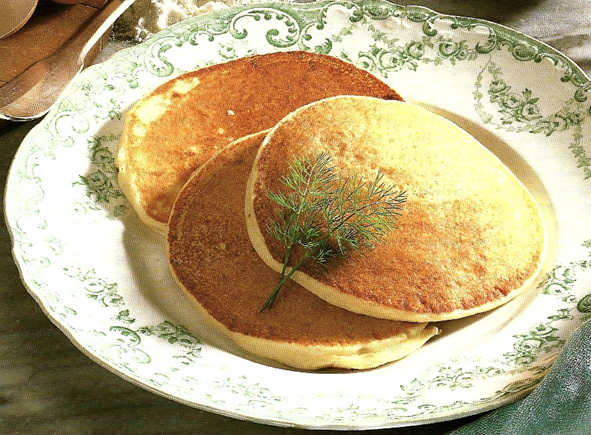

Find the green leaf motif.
xmin=64 ymin=267 xmax=124 ymax=308
xmin=362 ymin=1 xmax=399 ymax=21
xmin=547 ymin=308 xmax=574 ymax=321
xmin=540 ymin=265 xmax=577 ymax=297
xmin=577 ymin=294 xmax=591 ymax=314
xmin=77 ymin=171 xmax=120 ymax=202
xmin=63 ymin=265 xmax=202 ymax=369
xmin=504 ymin=323 xmax=564 ymax=366
xmin=213 ymin=376 xmax=282 ymax=403
xmin=73 ymin=134 xmax=128 ymax=218
xmin=115 ymin=309 xmax=136 ymax=325
xmin=431 ymin=366 xmax=503 ymax=390
xmin=144 ymin=36 xmax=184 ymax=78
xmin=475 ymin=61 xmax=591 ymax=180
xmin=107 ymin=326 xmax=152 ymax=370
xmin=136 ymin=321 xmax=202 ymax=365
xmin=539 ymin=240 xmax=591 ymax=302
xmin=137 ymin=321 xmax=200 ymax=349
xmin=228 ymin=8 xmax=302 ymax=48
xmin=79 ymin=80 xmax=124 ymax=121
xmin=358 ymin=42 xmax=425 ymax=76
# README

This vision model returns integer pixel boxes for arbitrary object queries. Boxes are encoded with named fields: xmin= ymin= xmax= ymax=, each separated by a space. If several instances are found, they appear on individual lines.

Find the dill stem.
xmin=259 ymin=247 xmax=313 ymax=312
xmin=259 ymin=152 xmax=405 ymax=312
xmin=260 ymin=198 xmax=394 ymax=312
xmin=260 ymin=224 xmax=338 ymax=312
xmin=260 ymin=164 xmax=316 ymax=312
xmin=279 ymin=243 xmax=293 ymax=280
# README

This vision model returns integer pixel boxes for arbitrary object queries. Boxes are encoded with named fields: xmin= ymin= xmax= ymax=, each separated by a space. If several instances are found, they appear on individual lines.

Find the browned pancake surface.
xmin=119 ymin=51 xmax=402 ymax=233
xmin=167 ymin=132 xmax=437 ymax=367
xmin=246 ymin=97 xmax=547 ymax=322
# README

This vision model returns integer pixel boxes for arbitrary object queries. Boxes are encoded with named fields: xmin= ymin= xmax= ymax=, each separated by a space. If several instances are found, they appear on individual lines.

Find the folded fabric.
xmin=447 ymin=318 xmax=591 ymax=435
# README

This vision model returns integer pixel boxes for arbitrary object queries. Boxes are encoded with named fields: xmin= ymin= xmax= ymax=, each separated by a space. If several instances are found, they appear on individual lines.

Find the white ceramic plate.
xmin=6 ymin=1 xmax=591 ymax=429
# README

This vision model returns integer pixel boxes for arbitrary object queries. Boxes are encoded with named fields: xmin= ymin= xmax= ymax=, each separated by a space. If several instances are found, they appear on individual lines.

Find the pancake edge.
xmin=169 ymin=268 xmax=440 ymax=370
xmin=116 ymin=51 xmax=403 ymax=236
xmin=167 ymin=131 xmax=440 ymax=370
xmin=116 ymin=109 xmax=169 ymax=235
xmin=244 ymin=96 xmax=548 ymax=322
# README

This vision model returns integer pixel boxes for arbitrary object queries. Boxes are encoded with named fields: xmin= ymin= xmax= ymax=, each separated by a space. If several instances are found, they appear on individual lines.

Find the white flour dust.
xmin=113 ymin=0 xmax=234 ymax=42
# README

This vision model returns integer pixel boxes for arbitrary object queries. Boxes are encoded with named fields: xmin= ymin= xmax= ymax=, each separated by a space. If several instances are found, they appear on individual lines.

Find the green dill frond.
xmin=260 ymin=151 xmax=406 ymax=312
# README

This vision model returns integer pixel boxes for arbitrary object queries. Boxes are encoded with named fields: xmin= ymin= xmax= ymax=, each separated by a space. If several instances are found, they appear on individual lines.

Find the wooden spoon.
xmin=0 ymin=0 xmax=136 ymax=121
xmin=0 ymin=0 xmax=39 ymax=40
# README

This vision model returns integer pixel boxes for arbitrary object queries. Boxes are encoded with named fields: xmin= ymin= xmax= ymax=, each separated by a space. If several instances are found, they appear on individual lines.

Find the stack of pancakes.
xmin=117 ymin=52 xmax=547 ymax=370
xmin=117 ymin=51 xmax=402 ymax=234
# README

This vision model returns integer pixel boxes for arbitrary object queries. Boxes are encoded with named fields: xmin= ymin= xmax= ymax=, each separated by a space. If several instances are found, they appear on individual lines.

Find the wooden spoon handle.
xmin=0 ymin=0 xmax=135 ymax=120
xmin=64 ymin=0 xmax=134 ymax=64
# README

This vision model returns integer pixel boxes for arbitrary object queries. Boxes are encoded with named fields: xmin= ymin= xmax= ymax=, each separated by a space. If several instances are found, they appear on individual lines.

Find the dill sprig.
xmin=260 ymin=151 xmax=406 ymax=312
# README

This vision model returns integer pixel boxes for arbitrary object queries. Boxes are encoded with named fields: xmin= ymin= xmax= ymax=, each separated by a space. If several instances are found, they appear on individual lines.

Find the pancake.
xmin=117 ymin=51 xmax=402 ymax=234
xmin=245 ymin=96 xmax=547 ymax=322
xmin=166 ymin=131 xmax=439 ymax=370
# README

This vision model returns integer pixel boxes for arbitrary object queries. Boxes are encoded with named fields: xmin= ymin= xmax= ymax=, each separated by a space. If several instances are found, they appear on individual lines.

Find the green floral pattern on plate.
xmin=5 ymin=1 xmax=591 ymax=429
xmin=73 ymin=134 xmax=127 ymax=218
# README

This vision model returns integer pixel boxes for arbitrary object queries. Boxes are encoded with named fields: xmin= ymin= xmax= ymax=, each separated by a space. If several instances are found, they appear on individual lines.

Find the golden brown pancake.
xmin=167 ymin=131 xmax=439 ymax=370
xmin=245 ymin=96 xmax=547 ymax=322
xmin=118 ymin=51 xmax=402 ymax=234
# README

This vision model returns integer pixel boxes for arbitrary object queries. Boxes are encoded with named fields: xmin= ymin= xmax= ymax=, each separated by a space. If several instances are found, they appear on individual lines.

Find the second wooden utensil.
xmin=0 ymin=0 xmax=136 ymax=121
